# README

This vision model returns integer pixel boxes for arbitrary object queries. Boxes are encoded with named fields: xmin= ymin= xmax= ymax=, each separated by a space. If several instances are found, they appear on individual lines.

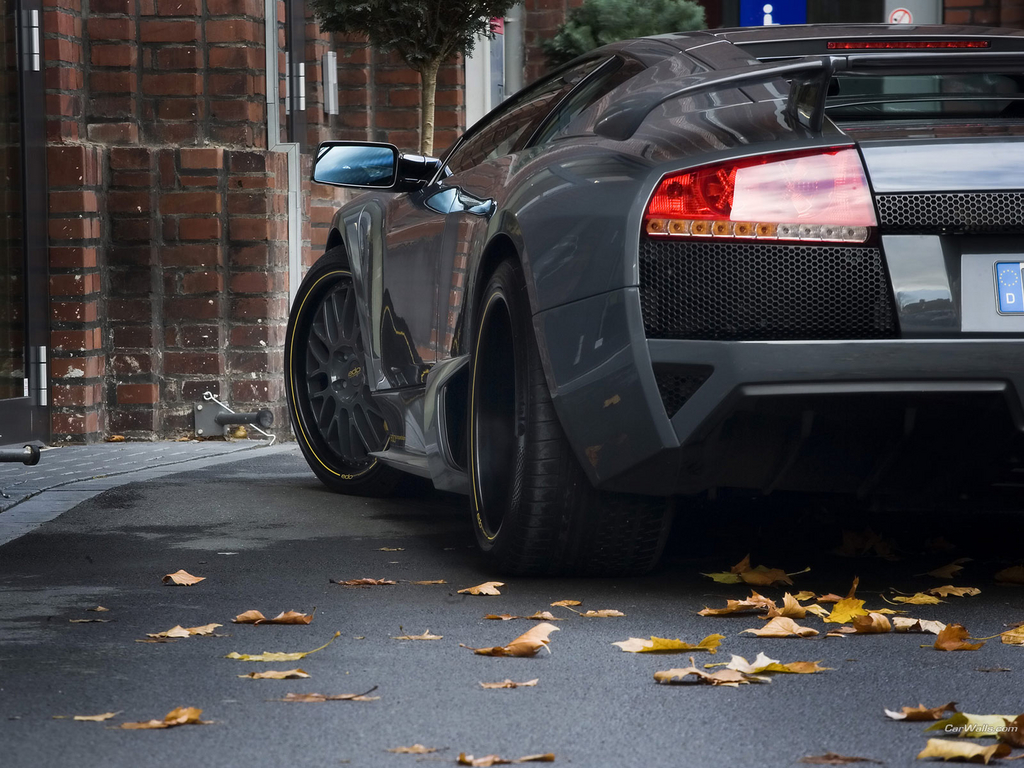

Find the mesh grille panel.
xmin=653 ymin=366 xmax=712 ymax=418
xmin=639 ymin=240 xmax=897 ymax=341
xmin=877 ymin=192 xmax=1024 ymax=233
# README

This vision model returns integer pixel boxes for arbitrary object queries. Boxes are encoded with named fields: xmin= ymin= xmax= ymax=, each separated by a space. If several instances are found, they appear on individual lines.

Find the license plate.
xmin=996 ymin=262 xmax=1024 ymax=313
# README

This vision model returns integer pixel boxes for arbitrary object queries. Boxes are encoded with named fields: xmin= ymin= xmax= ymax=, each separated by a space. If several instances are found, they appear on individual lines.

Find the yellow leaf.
xmin=893 ymin=617 xmax=947 ymax=635
xmin=927 ymin=713 xmax=1020 ymax=738
xmin=411 ymin=580 xmax=446 ymax=585
xmin=916 ymin=738 xmax=1009 ymax=763
xmin=804 ymin=604 xmax=831 ymax=619
xmin=458 ymin=581 xmax=504 ymax=596
xmin=479 ymin=679 xmax=539 ymax=689
xmin=702 ymin=571 xmax=744 ymax=584
xmin=1000 ymin=626 xmax=1024 ymax=645
xmin=225 ymin=630 xmax=341 ymax=662
xmin=161 ymin=570 xmax=205 ymax=586
xmin=71 ymin=712 xmax=120 ymax=722
xmin=120 ymin=707 xmax=210 ymax=730
xmin=928 ymin=586 xmax=981 ymax=598
xmin=893 ymin=593 xmax=944 ymax=605
xmin=933 ymin=624 xmax=985 ymax=652
xmin=723 ymin=653 xmax=831 ymax=675
xmin=580 ymin=610 xmax=624 ymax=618
xmin=550 ymin=600 xmax=581 ymax=607
xmin=462 ymin=623 xmax=559 ymax=657
xmin=612 ymin=634 xmax=724 ymax=654
xmin=387 ymin=745 xmax=438 ymax=754
xmin=824 ymin=598 xmax=868 ymax=624
xmin=995 ymin=566 xmax=1024 ymax=584
xmin=850 ymin=613 xmax=891 ymax=634
xmin=330 ymin=578 xmax=397 ymax=586
xmin=655 ymin=657 xmax=765 ymax=687
xmin=273 ymin=687 xmax=379 ymax=703
xmin=884 ymin=702 xmax=958 ymax=721
xmin=392 ymin=629 xmax=443 ymax=640
xmin=793 ymin=591 xmax=817 ymax=602
xmin=742 ymin=617 xmax=818 ymax=638
xmin=765 ymin=593 xmax=807 ymax=619
xmin=238 ymin=669 xmax=309 ymax=680
xmin=106 ymin=434 xmax=126 ymax=442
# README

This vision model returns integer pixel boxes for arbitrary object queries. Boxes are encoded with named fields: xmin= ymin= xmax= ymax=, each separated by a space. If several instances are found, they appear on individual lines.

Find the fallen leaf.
xmin=479 ymin=679 xmax=539 ymax=689
xmin=233 ymin=610 xmax=314 ymax=625
xmin=459 ymin=582 xmax=504 ymax=596
xmin=225 ymin=630 xmax=340 ymax=662
xmin=764 ymin=593 xmax=807 ymax=619
xmin=392 ymin=629 xmax=443 ymax=640
xmin=69 ymin=619 xmax=111 ymax=624
xmin=924 ymin=558 xmax=971 ymax=580
xmin=817 ymin=594 xmax=846 ymax=604
xmin=793 ymin=591 xmax=817 ymax=602
xmin=330 ymin=578 xmax=397 ymax=587
xmin=731 ymin=554 xmax=751 ymax=573
xmin=146 ymin=623 xmax=221 ymax=639
xmin=824 ymin=598 xmax=869 ymax=624
xmin=917 ymin=739 xmax=1010 ymax=763
xmin=928 ymin=713 xmax=1020 ymax=738
xmin=995 ymin=566 xmax=1024 ymax=585
xmin=88 ymin=606 xmax=109 ymax=612
xmin=71 ymin=712 xmax=120 ymax=722
xmin=272 ymin=686 xmax=379 ymax=703
xmin=654 ymin=658 xmax=766 ymax=687
xmin=740 ymin=566 xmax=793 ymax=587
xmin=106 ymin=435 xmax=125 ymax=442
xmin=162 ymin=570 xmax=205 ymax=586
xmin=550 ymin=600 xmax=581 ymax=607
xmin=378 ymin=547 xmax=404 ymax=551
xmin=850 ymin=613 xmax=892 ymax=634
xmin=894 ymin=593 xmax=944 ymax=605
xmin=485 ymin=614 xmax=519 ymax=621
xmin=119 ymin=706 xmax=210 ymax=730
xmin=411 ymin=580 xmax=446 ymax=585
xmin=703 ymin=571 xmax=743 ymax=584
xmin=457 ymin=754 xmax=554 ymax=766
xmin=934 ymin=624 xmax=985 ymax=652
xmin=741 ymin=617 xmax=818 ymax=638
xmin=135 ymin=638 xmax=179 ymax=644
xmin=238 ymin=669 xmax=309 ymax=680
xmin=612 ymin=634 xmax=724 ymax=654
xmin=1001 ymin=627 xmax=1024 ymax=646
xmin=929 ymin=586 xmax=981 ymax=598
xmin=885 ymin=702 xmax=958 ymax=721
xmin=894 ymin=617 xmax=947 ymax=635
xmin=998 ymin=716 xmax=1024 ymax=749
xmin=698 ymin=591 xmax=775 ymax=616
xmin=976 ymin=668 xmax=1011 ymax=673
xmin=387 ymin=744 xmax=438 ymax=754
xmin=580 ymin=610 xmax=624 ymax=618
xmin=833 ymin=529 xmax=896 ymax=561
xmin=461 ymin=623 xmax=559 ymax=657
xmin=799 ymin=753 xmax=883 ymax=765
xmin=721 ymin=653 xmax=831 ymax=675
xmin=805 ymin=604 xmax=832 ymax=618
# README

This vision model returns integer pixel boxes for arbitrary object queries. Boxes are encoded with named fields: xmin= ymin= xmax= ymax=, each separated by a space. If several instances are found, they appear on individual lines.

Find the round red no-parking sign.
xmin=888 ymin=7 xmax=913 ymax=24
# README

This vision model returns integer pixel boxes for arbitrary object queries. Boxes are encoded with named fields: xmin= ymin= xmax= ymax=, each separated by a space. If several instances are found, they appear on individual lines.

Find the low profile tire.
xmin=468 ymin=259 xmax=673 ymax=575
xmin=286 ymin=246 xmax=401 ymax=496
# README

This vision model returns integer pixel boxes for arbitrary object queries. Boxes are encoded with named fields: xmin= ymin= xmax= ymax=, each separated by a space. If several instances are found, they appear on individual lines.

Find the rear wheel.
xmin=468 ymin=259 xmax=673 ymax=575
xmin=286 ymin=247 xmax=401 ymax=496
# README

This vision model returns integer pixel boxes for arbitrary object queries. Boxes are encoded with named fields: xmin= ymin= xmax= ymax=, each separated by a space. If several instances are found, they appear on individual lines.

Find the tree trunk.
xmin=419 ymin=58 xmax=440 ymax=157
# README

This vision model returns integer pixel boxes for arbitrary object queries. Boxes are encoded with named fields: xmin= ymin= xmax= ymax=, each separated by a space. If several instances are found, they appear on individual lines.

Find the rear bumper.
xmin=534 ymin=287 xmax=1024 ymax=498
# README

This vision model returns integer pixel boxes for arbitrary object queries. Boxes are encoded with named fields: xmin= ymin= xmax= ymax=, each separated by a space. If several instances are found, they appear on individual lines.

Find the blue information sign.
xmin=740 ymin=0 xmax=807 ymax=26
xmin=996 ymin=262 xmax=1024 ymax=314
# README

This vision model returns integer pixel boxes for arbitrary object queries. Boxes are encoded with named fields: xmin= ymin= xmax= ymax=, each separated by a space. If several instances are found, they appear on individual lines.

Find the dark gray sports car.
xmin=286 ymin=24 xmax=1024 ymax=575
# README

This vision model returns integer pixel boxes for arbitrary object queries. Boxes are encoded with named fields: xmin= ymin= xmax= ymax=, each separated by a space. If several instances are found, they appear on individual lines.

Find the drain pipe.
xmin=264 ymin=0 xmax=303 ymax=305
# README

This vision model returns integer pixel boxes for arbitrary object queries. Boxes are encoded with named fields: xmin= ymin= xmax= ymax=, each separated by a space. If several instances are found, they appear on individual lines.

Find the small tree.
xmin=311 ymin=0 xmax=518 ymax=156
xmin=544 ymin=0 xmax=706 ymax=69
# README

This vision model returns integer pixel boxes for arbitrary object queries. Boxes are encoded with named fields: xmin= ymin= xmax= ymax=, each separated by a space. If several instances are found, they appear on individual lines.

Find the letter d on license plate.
xmin=996 ymin=262 xmax=1024 ymax=313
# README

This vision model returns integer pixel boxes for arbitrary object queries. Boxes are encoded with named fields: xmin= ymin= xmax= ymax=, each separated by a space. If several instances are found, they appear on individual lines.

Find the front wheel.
xmin=468 ymin=259 xmax=673 ymax=575
xmin=285 ymin=247 xmax=401 ymax=496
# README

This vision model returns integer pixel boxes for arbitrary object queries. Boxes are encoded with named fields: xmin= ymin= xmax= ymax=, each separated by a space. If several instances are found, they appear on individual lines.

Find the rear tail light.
xmin=644 ymin=148 xmax=877 ymax=244
xmin=827 ymin=40 xmax=989 ymax=50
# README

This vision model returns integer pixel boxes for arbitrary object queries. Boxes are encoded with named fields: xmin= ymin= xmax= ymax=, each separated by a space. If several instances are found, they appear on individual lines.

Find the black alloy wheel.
xmin=286 ymin=247 xmax=401 ymax=496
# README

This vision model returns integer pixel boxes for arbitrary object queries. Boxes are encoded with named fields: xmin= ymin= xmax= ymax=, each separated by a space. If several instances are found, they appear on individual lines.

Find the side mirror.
xmin=312 ymin=142 xmax=442 ymax=192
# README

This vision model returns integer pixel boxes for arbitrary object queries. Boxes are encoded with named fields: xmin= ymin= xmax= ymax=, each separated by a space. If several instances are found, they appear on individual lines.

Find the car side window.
xmin=529 ymin=57 xmax=646 ymax=147
xmin=443 ymin=58 xmax=608 ymax=176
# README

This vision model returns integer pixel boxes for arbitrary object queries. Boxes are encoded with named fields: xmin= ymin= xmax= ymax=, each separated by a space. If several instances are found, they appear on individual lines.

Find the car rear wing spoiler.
xmin=594 ymin=51 xmax=1024 ymax=141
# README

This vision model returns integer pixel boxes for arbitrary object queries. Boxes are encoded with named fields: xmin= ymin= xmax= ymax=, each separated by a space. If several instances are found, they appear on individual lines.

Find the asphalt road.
xmin=1 ymin=447 xmax=1022 ymax=768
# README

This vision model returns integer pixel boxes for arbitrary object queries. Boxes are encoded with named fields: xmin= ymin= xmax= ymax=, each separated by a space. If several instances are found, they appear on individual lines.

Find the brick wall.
xmin=944 ymin=0 xmax=1024 ymax=26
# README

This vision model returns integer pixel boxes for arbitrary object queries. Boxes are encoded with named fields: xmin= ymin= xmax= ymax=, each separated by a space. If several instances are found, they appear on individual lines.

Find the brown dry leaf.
xmin=462 ymin=623 xmax=559 ymax=657
xmin=998 ymin=716 xmax=1024 ymax=749
xmin=526 ymin=612 xmax=562 ymax=621
xmin=162 ymin=570 xmax=205 ymax=586
xmin=934 ymin=624 xmax=985 ymax=652
xmin=479 ymin=679 xmax=539 ymax=689
xmin=485 ymin=614 xmax=519 ymax=621
xmin=393 ymin=629 xmax=443 ymax=641
xmin=740 ymin=567 xmax=794 ymax=587
xmin=233 ymin=610 xmax=314 ymax=625
xmin=225 ymin=630 xmax=340 ymax=662
xmin=458 ymin=582 xmax=504 ymax=596
xmin=330 ymin=578 xmax=397 ymax=587
xmin=106 ymin=435 xmax=126 ymax=443
xmin=741 ymin=617 xmax=818 ymax=638
xmin=925 ymin=559 xmax=971 ymax=580
xmin=119 ymin=706 xmax=210 ymax=730
xmin=654 ymin=657 xmax=765 ymax=687
xmin=793 ymin=591 xmax=817 ymax=601
xmin=273 ymin=686 xmax=379 ymax=703
xmin=799 ymin=753 xmax=883 ymax=765
xmin=88 ymin=606 xmax=109 ymax=612
xmin=817 ymin=594 xmax=845 ymax=604
xmin=721 ymin=652 xmax=831 ymax=675
xmin=929 ymin=586 xmax=981 ymax=598
xmin=995 ymin=566 xmax=1024 ymax=585
xmin=894 ymin=617 xmax=947 ymax=635
xmin=71 ymin=712 xmax=120 ymax=722
xmin=765 ymin=593 xmax=807 ymax=619
xmin=894 ymin=593 xmax=944 ymax=605
xmin=147 ymin=623 xmax=221 ymax=639
xmin=580 ymin=610 xmax=624 ymax=618
xmin=238 ymin=669 xmax=309 ymax=680
xmin=916 ymin=738 xmax=1010 ymax=763
xmin=824 ymin=598 xmax=869 ymax=624
xmin=411 ymin=580 xmax=446 ymax=585
xmin=1001 ymin=627 xmax=1024 ymax=646
xmin=550 ymin=600 xmax=581 ymax=607
xmin=457 ymin=754 xmax=555 ymax=766
xmin=885 ymin=702 xmax=959 ymax=721
xmin=851 ymin=613 xmax=892 ymax=634
xmin=698 ymin=591 xmax=776 ymax=616
xmin=612 ymin=634 xmax=724 ymax=654
xmin=387 ymin=744 xmax=438 ymax=754
xmin=69 ymin=619 xmax=111 ymax=624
